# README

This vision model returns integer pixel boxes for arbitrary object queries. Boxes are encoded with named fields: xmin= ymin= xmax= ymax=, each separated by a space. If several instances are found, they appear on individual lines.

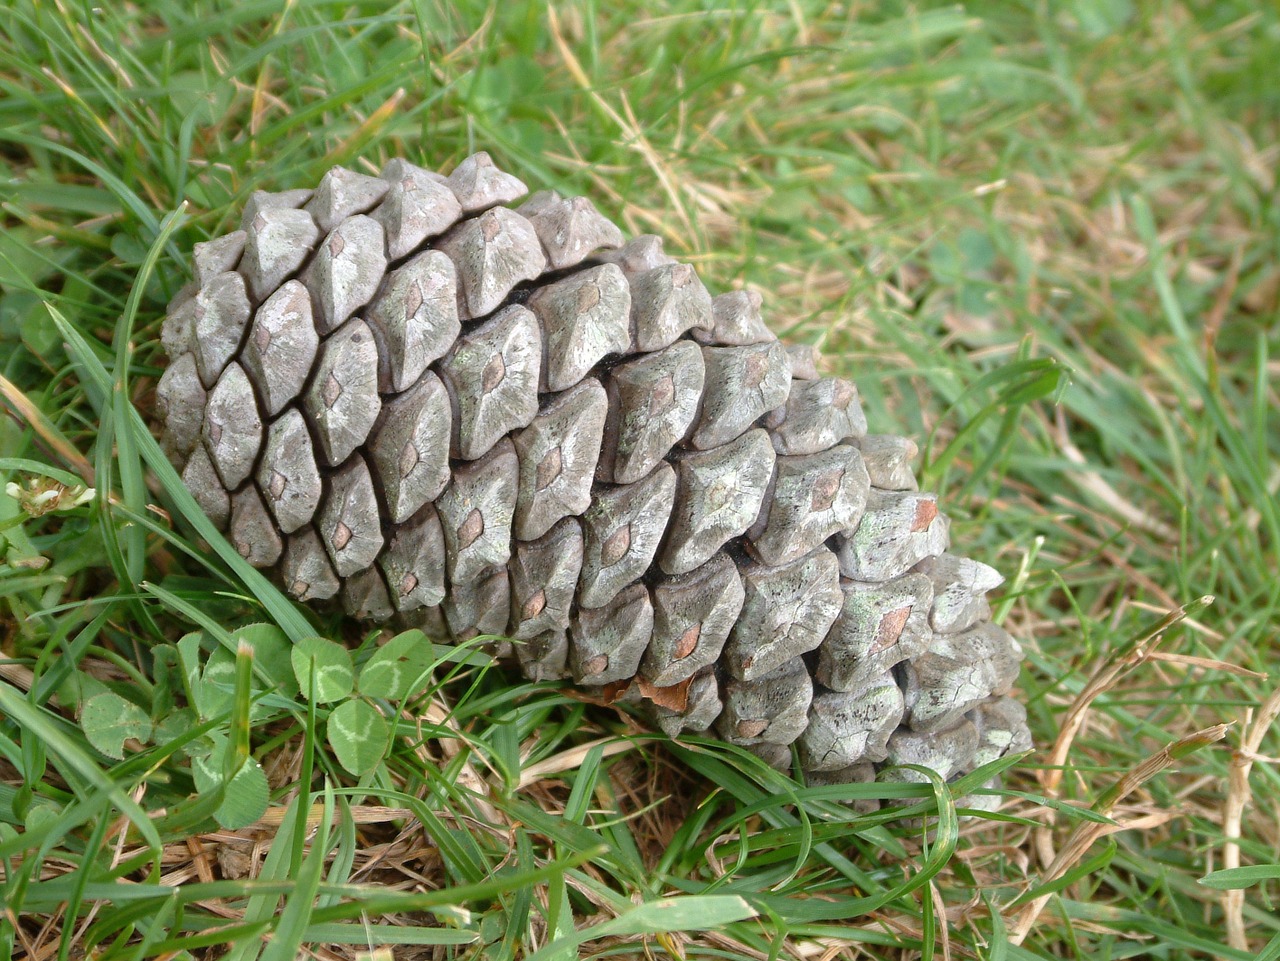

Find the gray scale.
xmin=837 ymin=489 xmax=950 ymax=582
xmin=304 ymin=166 xmax=390 ymax=234
xmin=509 ymin=517 xmax=584 ymax=641
xmin=578 ymin=462 xmax=676 ymax=609
xmin=518 ymin=192 xmax=624 ymax=270
xmin=784 ymin=344 xmax=820 ymax=381
xmin=240 ymin=206 xmax=321 ymax=302
xmin=969 ymin=697 xmax=1032 ymax=769
xmin=256 ymin=408 xmax=322 ymax=534
xmin=649 ymin=670 xmax=723 ymax=738
xmin=434 ymin=207 xmax=545 ymax=320
xmin=690 ymin=340 xmax=791 ymax=450
xmin=642 ymin=552 xmax=745 ymax=687
xmin=692 ymin=289 xmax=773 ymax=347
xmin=856 ymin=435 xmax=919 ymax=491
xmin=661 ymin=428 xmax=775 ymax=576
xmin=191 ymin=271 xmax=252 ymax=388
xmin=229 ymin=485 xmax=283 ymax=569
xmin=280 ymin=527 xmax=341 ymax=602
xmin=766 ymin=377 xmax=867 ymax=456
xmin=238 ymin=188 xmax=312 ymax=233
xmin=301 ymin=214 xmax=387 ymax=335
xmin=515 ymin=630 xmax=570 ymax=682
xmin=181 ymin=444 xmax=230 ymax=531
xmin=377 ymin=503 xmax=447 ymax=613
xmin=443 ymin=565 xmax=511 ymax=641
xmin=160 ymin=294 xmax=196 ymax=358
xmin=201 ymin=362 xmax=262 ymax=491
xmin=445 ymin=151 xmax=528 ymax=213
xmin=598 ymin=340 xmax=704 ymax=485
xmin=192 ymin=230 xmax=247 ymax=288
xmin=239 ymin=280 xmax=319 ymax=417
xmin=569 ymin=582 xmax=653 ymax=686
xmin=372 ymin=159 xmax=463 ymax=260
xmin=900 ymin=622 xmax=1022 ymax=734
xmin=302 ymin=318 xmax=382 ymax=467
xmin=596 ymin=234 xmax=675 ymax=279
xmin=400 ymin=603 xmax=449 ymax=640
xmin=525 ymin=264 xmax=631 ymax=392
xmin=342 ymin=565 xmax=395 ymax=622
xmin=817 ymin=572 xmax=933 ymax=693
xmin=718 ymin=658 xmax=813 ymax=745
xmin=722 ymin=548 xmax=843 ymax=681
xmin=747 ymin=444 xmax=870 ymax=568
xmin=960 ymin=697 xmax=1033 ymax=808
xmin=515 ymin=190 xmax=560 ymax=220
xmin=364 ymin=249 xmax=460 ymax=394
xmin=745 ymin=741 xmax=793 ymax=771
xmin=367 ymin=372 xmax=452 ymax=524
xmin=382 ymin=157 xmax=447 ymax=185
xmin=316 ymin=454 xmax=384 ymax=578
xmin=915 ymin=552 xmax=1002 ymax=635
xmin=512 ymin=380 xmax=607 ymax=540
xmin=155 ymin=353 xmax=205 ymax=465
xmin=436 ymin=438 xmax=518 ymax=588
xmin=629 ymin=262 xmax=714 ymax=352
xmin=883 ymin=717 xmax=979 ymax=785
xmin=438 ymin=304 xmax=542 ymax=460
xmin=798 ymin=674 xmax=904 ymax=771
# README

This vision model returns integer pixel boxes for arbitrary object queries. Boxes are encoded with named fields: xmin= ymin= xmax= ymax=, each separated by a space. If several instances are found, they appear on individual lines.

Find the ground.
xmin=0 ymin=1 xmax=1278 ymax=959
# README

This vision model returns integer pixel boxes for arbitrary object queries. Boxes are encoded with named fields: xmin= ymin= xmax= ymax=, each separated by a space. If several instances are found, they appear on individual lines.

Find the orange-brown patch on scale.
xmin=636 ymin=675 xmax=694 ymax=712
xmin=736 ymin=719 xmax=768 ymax=738
xmin=872 ymin=605 xmax=912 ymax=653
xmin=522 ymin=589 xmax=547 ymax=621
xmin=674 ymin=623 xmax=701 ymax=659
xmin=457 ymin=508 xmax=484 ymax=550
xmin=911 ymin=499 xmax=938 ymax=532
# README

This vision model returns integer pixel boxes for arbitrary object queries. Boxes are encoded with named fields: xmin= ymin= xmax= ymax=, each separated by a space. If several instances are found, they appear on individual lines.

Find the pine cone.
xmin=155 ymin=153 xmax=1029 ymax=799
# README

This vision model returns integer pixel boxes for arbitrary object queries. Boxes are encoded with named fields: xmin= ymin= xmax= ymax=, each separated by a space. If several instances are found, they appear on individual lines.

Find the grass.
xmin=0 ymin=0 xmax=1277 ymax=957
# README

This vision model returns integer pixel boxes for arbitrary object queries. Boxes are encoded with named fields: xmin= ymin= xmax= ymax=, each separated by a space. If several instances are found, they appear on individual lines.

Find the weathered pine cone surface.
xmin=156 ymin=153 xmax=1030 ymax=804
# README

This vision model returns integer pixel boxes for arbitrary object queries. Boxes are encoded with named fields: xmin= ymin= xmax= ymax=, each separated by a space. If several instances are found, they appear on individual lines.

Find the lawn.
xmin=1 ymin=1 xmax=1278 ymax=958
